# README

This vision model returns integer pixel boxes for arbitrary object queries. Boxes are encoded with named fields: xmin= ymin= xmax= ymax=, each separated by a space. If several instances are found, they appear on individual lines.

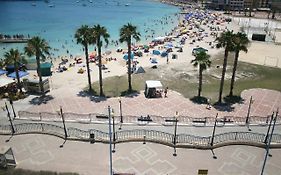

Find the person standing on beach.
xmin=164 ymin=87 xmax=168 ymax=97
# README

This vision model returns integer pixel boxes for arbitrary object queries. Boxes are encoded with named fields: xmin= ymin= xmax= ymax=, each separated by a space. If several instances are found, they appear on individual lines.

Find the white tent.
xmin=145 ymin=80 xmax=163 ymax=98
xmin=135 ymin=66 xmax=145 ymax=74
xmin=0 ymin=77 xmax=15 ymax=88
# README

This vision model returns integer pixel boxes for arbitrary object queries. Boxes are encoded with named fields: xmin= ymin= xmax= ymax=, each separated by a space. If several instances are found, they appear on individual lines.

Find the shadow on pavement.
xmin=121 ymin=89 xmax=140 ymax=98
xmin=190 ymin=96 xmax=208 ymax=104
xmin=29 ymin=95 xmax=54 ymax=105
xmin=223 ymin=95 xmax=245 ymax=104
xmin=77 ymin=90 xmax=107 ymax=103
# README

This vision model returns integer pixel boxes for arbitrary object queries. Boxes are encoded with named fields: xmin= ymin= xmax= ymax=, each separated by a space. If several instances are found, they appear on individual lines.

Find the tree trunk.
xmin=36 ymin=53 xmax=44 ymax=94
xmin=85 ymin=44 xmax=92 ymax=92
xmin=14 ymin=62 xmax=22 ymax=93
xmin=218 ymin=49 xmax=229 ymax=103
xmin=229 ymin=51 xmax=239 ymax=97
xmin=98 ymin=40 xmax=104 ymax=96
xmin=198 ymin=65 xmax=203 ymax=97
xmin=127 ymin=40 xmax=132 ymax=92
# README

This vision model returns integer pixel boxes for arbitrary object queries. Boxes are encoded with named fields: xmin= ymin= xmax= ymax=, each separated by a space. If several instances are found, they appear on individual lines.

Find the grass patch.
xmin=91 ymin=52 xmax=281 ymax=104
xmin=0 ymin=168 xmax=78 ymax=175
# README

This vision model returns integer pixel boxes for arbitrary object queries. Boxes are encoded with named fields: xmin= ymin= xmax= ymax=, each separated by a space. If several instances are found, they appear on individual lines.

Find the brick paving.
xmin=25 ymin=87 xmax=281 ymax=118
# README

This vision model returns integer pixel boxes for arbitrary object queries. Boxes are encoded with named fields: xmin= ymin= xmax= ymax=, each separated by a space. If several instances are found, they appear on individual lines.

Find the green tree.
xmin=92 ymin=24 xmax=110 ymax=96
xmin=4 ymin=49 xmax=27 ymax=93
xmin=216 ymin=30 xmax=235 ymax=103
xmin=229 ymin=32 xmax=249 ymax=96
xmin=119 ymin=23 xmax=141 ymax=92
xmin=191 ymin=51 xmax=211 ymax=97
xmin=25 ymin=36 xmax=50 ymax=94
xmin=75 ymin=25 xmax=93 ymax=92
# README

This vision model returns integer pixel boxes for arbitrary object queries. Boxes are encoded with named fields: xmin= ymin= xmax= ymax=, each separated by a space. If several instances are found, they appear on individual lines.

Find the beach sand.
xmin=26 ymin=9 xmax=281 ymax=97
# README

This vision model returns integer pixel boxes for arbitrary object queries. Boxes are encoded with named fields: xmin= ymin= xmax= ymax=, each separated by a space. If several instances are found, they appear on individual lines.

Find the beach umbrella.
xmin=123 ymin=53 xmax=134 ymax=60
xmin=152 ymin=50 xmax=161 ymax=55
xmin=150 ymin=58 xmax=158 ymax=64
xmin=161 ymin=51 xmax=168 ymax=57
xmin=7 ymin=71 xmax=29 ymax=79
xmin=143 ymin=45 xmax=149 ymax=49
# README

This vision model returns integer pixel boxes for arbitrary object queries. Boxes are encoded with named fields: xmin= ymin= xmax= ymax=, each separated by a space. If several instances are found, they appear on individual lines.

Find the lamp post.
xmin=210 ymin=113 xmax=218 ymax=147
xmin=264 ymin=113 xmax=274 ymax=144
xmin=5 ymin=102 xmax=15 ymax=134
xmin=9 ymin=99 xmax=16 ymax=119
xmin=246 ymin=96 xmax=253 ymax=131
xmin=118 ymin=97 xmax=123 ymax=130
xmin=108 ymin=106 xmax=113 ymax=175
xmin=261 ymin=109 xmax=278 ymax=175
xmin=60 ymin=106 xmax=68 ymax=139
xmin=173 ymin=111 xmax=179 ymax=156
xmin=112 ymin=109 xmax=116 ymax=153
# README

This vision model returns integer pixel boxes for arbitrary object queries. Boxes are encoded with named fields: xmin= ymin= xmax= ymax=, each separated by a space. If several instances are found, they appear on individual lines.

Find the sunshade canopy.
xmin=123 ymin=53 xmax=134 ymax=60
xmin=0 ymin=69 xmax=7 ymax=76
xmin=146 ymin=80 xmax=163 ymax=88
xmin=7 ymin=71 xmax=29 ymax=79
xmin=0 ymin=76 xmax=15 ymax=88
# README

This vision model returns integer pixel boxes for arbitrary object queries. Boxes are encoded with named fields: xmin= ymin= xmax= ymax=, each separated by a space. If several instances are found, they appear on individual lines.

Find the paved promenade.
xmin=1 ymin=134 xmax=281 ymax=175
xmin=10 ymin=88 xmax=281 ymax=119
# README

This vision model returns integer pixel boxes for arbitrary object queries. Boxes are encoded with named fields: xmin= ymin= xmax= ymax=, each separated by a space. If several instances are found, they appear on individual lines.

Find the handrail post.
xmin=5 ymin=102 xmax=15 ymax=134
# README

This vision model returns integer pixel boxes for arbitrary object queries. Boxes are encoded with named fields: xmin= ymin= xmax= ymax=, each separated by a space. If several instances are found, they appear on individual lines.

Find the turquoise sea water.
xmin=0 ymin=0 xmax=180 ymax=58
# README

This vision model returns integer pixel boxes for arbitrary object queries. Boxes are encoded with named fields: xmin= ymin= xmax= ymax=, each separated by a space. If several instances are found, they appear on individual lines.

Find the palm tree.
xmin=75 ymin=25 xmax=93 ymax=92
xmin=216 ymin=30 xmax=235 ymax=103
xmin=229 ymin=32 xmax=249 ymax=96
xmin=92 ymin=24 xmax=110 ymax=96
xmin=4 ymin=49 xmax=26 ymax=93
xmin=25 ymin=36 xmax=50 ymax=94
xmin=119 ymin=23 xmax=141 ymax=92
xmin=191 ymin=51 xmax=211 ymax=97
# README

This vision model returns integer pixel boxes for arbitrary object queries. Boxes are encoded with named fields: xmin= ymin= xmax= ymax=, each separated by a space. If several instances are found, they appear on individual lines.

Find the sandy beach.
xmin=23 ymin=8 xmax=281 ymax=100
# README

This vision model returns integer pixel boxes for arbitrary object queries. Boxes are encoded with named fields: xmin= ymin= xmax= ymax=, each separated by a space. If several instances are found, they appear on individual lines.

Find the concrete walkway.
xmin=1 ymin=134 xmax=281 ymax=175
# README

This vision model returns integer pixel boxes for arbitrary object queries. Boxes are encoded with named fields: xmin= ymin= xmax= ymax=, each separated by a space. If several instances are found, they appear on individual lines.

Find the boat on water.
xmin=125 ymin=3 xmax=130 ymax=6
xmin=89 ymin=0 xmax=93 ymax=3
xmin=76 ymin=1 xmax=80 ymax=3
xmin=48 ymin=4 xmax=55 ymax=8
xmin=31 ymin=3 xmax=36 ymax=6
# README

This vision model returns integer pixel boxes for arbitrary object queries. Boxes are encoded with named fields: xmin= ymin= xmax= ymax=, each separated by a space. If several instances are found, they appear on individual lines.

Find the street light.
xmin=108 ymin=106 xmax=113 ymax=175
xmin=9 ymin=98 xmax=16 ymax=119
xmin=246 ymin=96 xmax=253 ymax=131
xmin=261 ymin=109 xmax=278 ymax=175
xmin=173 ymin=111 xmax=179 ymax=157
xmin=118 ymin=97 xmax=123 ymax=130
xmin=5 ymin=102 xmax=15 ymax=135
xmin=210 ymin=113 xmax=218 ymax=159
xmin=112 ymin=108 xmax=116 ymax=153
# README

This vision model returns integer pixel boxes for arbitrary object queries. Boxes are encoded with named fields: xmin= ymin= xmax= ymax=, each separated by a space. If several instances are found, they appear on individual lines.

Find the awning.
xmin=7 ymin=71 xmax=29 ymax=79
xmin=0 ymin=69 xmax=7 ymax=76
xmin=146 ymin=80 xmax=163 ymax=88
xmin=0 ymin=76 xmax=15 ymax=88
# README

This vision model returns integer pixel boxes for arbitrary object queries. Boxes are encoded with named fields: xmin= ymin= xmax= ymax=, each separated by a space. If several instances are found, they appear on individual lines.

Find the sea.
xmin=0 ymin=0 xmax=180 ymax=59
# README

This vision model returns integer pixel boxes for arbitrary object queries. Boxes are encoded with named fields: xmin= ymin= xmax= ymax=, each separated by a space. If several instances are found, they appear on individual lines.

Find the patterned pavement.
xmin=1 ymin=134 xmax=281 ymax=175
xmin=24 ymin=87 xmax=281 ymax=119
